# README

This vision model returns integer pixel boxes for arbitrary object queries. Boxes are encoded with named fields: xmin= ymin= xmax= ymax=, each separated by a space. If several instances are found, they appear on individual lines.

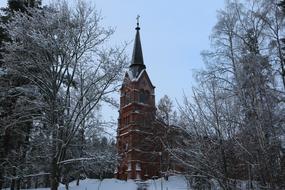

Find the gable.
xmin=136 ymin=70 xmax=155 ymax=92
xmin=120 ymin=70 xmax=155 ymax=93
xmin=123 ymin=72 xmax=131 ymax=83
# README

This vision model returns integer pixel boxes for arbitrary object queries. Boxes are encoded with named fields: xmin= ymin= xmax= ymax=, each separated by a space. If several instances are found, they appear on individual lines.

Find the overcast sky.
xmin=89 ymin=0 xmax=226 ymax=124
xmin=0 ymin=0 xmax=226 ymax=126
xmin=91 ymin=0 xmax=226 ymax=102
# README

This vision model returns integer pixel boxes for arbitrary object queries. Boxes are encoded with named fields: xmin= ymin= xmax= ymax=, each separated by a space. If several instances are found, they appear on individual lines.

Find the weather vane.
xmin=136 ymin=15 xmax=140 ymax=27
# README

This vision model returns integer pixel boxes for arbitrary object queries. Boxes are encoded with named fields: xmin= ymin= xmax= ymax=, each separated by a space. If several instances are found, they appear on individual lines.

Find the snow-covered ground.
xmin=55 ymin=175 xmax=188 ymax=190
xmin=1 ymin=177 xmax=266 ymax=190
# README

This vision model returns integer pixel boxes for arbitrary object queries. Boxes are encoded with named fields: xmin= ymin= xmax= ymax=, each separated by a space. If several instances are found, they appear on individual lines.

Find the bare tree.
xmin=171 ymin=0 xmax=285 ymax=189
xmin=157 ymin=95 xmax=177 ymax=126
xmin=2 ymin=1 xmax=127 ymax=189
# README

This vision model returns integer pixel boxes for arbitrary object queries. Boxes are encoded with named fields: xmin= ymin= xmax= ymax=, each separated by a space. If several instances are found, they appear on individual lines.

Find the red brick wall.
xmin=116 ymin=72 xmax=162 ymax=180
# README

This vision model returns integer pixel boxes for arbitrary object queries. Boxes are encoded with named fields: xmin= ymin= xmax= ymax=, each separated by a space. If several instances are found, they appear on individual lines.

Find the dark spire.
xmin=130 ymin=15 xmax=146 ymax=78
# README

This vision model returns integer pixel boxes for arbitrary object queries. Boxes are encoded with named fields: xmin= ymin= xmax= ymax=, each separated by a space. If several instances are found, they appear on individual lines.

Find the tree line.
xmin=156 ymin=0 xmax=285 ymax=189
xmin=1 ymin=0 xmax=285 ymax=190
xmin=0 ymin=1 xmax=126 ymax=190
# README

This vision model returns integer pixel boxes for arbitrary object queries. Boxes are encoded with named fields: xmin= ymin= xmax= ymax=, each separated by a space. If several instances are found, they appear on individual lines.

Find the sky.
xmin=83 ymin=0 xmax=225 ymax=122
xmin=91 ymin=0 xmax=226 ymax=101
xmin=0 ymin=0 xmax=226 ymax=126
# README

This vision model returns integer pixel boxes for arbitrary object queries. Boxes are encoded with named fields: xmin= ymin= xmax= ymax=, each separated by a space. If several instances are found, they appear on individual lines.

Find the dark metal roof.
xmin=130 ymin=22 xmax=146 ymax=78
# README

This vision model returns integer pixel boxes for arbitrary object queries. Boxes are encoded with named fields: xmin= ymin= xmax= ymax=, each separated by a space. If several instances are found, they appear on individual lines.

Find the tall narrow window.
xmin=126 ymin=92 xmax=131 ymax=105
xmin=127 ymin=162 xmax=132 ymax=172
xmin=139 ymin=89 xmax=144 ymax=103
xmin=136 ymin=162 xmax=141 ymax=171
xmin=121 ymin=91 xmax=126 ymax=106
xmin=145 ymin=90 xmax=150 ymax=103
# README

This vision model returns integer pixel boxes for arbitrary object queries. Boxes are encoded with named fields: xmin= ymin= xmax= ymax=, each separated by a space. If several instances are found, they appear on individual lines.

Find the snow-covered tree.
xmin=1 ymin=1 xmax=127 ymax=189
xmin=171 ymin=0 xmax=285 ymax=189
xmin=157 ymin=95 xmax=178 ymax=126
xmin=0 ymin=1 xmax=42 ymax=189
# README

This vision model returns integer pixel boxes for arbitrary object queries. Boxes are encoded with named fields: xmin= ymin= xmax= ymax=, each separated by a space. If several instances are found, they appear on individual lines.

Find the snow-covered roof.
xmin=124 ymin=69 xmax=155 ymax=89
xmin=126 ymin=69 xmax=145 ymax=82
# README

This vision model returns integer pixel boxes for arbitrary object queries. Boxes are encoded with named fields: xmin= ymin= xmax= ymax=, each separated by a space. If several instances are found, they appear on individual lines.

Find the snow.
xmin=59 ymin=178 xmax=137 ymax=190
xmin=281 ymin=134 xmax=285 ymax=149
xmin=126 ymin=69 xmax=146 ymax=82
xmin=118 ymin=129 xmax=153 ymax=137
xmin=56 ymin=177 xmax=264 ymax=190
xmin=15 ymin=176 xmax=188 ymax=190
xmin=0 ymin=68 xmax=6 ymax=76
xmin=2 ymin=176 xmax=265 ymax=190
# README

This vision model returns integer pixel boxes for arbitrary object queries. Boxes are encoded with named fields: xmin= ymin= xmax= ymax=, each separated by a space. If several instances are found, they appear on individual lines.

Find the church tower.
xmin=115 ymin=19 xmax=162 ymax=180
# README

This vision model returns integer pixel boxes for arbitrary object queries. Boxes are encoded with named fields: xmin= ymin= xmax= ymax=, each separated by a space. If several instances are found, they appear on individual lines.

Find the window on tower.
xmin=127 ymin=162 xmax=132 ymax=172
xmin=145 ymin=90 xmax=150 ymax=102
xmin=121 ymin=92 xmax=126 ymax=106
xmin=139 ymin=89 xmax=149 ymax=103
xmin=125 ymin=91 xmax=131 ymax=105
xmin=139 ymin=90 xmax=144 ymax=103
xmin=127 ymin=116 xmax=131 ymax=125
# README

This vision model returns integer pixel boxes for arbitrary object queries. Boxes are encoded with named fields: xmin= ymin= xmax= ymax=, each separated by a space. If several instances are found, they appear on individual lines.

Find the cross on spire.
xmin=136 ymin=15 xmax=140 ymax=27
xmin=136 ymin=15 xmax=140 ymax=30
xmin=130 ymin=15 xmax=145 ymax=77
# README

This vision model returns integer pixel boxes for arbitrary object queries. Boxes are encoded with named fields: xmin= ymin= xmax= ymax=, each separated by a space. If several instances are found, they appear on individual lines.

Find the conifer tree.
xmin=0 ymin=1 xmax=42 ymax=189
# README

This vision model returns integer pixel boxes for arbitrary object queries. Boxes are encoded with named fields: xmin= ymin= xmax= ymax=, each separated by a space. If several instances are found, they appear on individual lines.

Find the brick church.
xmin=115 ymin=20 xmax=165 ymax=180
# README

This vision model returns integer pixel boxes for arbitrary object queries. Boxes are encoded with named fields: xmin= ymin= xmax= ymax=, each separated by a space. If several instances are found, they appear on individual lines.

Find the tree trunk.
xmin=50 ymin=93 xmax=60 ymax=190
xmin=50 ymin=158 xmax=60 ymax=190
xmin=76 ymin=175 xmax=80 ymax=186
xmin=11 ymin=178 xmax=15 ymax=190
xmin=11 ymin=167 xmax=17 ymax=190
xmin=45 ymin=174 xmax=49 ymax=188
xmin=0 ymin=169 xmax=3 ymax=190
xmin=27 ymin=177 xmax=31 ymax=189
xmin=35 ymin=177 xmax=38 ymax=189
xmin=220 ymin=140 xmax=229 ymax=189
xmin=16 ymin=178 xmax=21 ymax=190
xmin=65 ymin=183 xmax=69 ymax=190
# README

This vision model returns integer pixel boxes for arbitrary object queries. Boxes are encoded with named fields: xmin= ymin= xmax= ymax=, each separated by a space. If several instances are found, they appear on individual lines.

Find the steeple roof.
xmin=130 ymin=17 xmax=146 ymax=78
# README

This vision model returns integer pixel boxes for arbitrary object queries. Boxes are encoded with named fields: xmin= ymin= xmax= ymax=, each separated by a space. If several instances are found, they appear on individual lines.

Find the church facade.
xmin=115 ymin=21 xmax=164 ymax=180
